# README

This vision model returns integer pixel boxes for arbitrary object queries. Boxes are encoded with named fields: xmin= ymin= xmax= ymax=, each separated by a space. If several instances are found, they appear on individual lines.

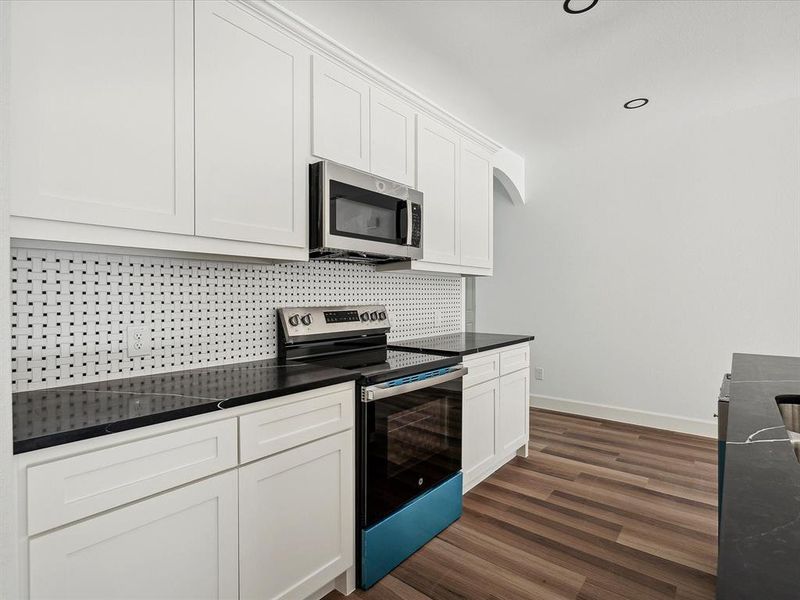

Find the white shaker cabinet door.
xmin=369 ymin=88 xmax=416 ymax=186
xmin=195 ymin=1 xmax=309 ymax=248
xmin=8 ymin=0 xmax=194 ymax=234
xmin=462 ymin=378 xmax=499 ymax=487
xmin=29 ymin=471 xmax=239 ymax=600
xmin=312 ymin=56 xmax=371 ymax=171
xmin=498 ymin=367 xmax=530 ymax=456
xmin=459 ymin=139 xmax=494 ymax=269
xmin=416 ymin=115 xmax=460 ymax=265
xmin=239 ymin=431 xmax=354 ymax=600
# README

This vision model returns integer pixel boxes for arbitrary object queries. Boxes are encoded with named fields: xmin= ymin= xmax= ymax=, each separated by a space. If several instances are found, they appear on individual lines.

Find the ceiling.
xmin=279 ymin=0 xmax=800 ymax=157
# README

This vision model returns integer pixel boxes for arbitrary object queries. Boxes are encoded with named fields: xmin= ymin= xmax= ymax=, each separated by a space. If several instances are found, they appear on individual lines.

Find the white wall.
xmin=0 ymin=1 xmax=18 ymax=595
xmin=477 ymin=98 xmax=800 ymax=436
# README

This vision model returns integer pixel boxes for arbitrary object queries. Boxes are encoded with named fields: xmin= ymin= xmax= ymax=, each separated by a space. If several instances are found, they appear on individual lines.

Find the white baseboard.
xmin=530 ymin=394 xmax=717 ymax=438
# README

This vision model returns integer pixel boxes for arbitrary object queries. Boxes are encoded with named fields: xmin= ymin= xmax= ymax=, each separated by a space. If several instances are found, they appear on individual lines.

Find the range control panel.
xmin=324 ymin=310 xmax=360 ymax=323
xmin=278 ymin=305 xmax=391 ymax=342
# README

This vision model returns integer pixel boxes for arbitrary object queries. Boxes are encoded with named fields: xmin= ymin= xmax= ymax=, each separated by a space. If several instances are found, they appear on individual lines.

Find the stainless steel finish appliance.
xmin=309 ymin=161 xmax=423 ymax=263
xmin=277 ymin=304 xmax=465 ymax=589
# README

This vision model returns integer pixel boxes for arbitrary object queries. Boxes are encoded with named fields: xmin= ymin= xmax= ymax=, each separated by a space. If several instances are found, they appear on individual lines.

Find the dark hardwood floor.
xmin=325 ymin=408 xmax=717 ymax=600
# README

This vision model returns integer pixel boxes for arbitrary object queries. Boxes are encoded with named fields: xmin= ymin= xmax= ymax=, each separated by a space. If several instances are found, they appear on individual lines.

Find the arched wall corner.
xmin=492 ymin=147 xmax=526 ymax=206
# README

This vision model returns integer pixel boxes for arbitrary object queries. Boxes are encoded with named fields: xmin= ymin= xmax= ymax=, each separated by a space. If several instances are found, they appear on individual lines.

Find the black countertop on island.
xmin=717 ymin=353 xmax=800 ymax=600
xmin=389 ymin=332 xmax=534 ymax=357
xmin=12 ymin=358 xmax=359 ymax=454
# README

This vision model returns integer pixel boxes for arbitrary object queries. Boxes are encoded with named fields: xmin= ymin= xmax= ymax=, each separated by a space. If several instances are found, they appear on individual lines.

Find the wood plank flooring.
xmin=324 ymin=408 xmax=717 ymax=600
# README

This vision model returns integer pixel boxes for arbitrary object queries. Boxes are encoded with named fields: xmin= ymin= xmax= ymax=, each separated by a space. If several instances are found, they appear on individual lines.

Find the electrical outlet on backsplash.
xmin=10 ymin=247 xmax=465 ymax=392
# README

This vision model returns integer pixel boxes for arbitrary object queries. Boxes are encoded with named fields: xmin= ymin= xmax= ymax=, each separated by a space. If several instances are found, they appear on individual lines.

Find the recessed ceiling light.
xmin=624 ymin=98 xmax=649 ymax=109
xmin=563 ymin=0 xmax=598 ymax=14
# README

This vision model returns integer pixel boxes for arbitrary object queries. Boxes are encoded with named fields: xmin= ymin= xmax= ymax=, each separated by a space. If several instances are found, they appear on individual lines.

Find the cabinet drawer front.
xmin=500 ymin=344 xmax=530 ymax=376
xmin=462 ymin=352 xmax=500 ymax=388
xmin=27 ymin=419 xmax=238 ymax=535
xmin=239 ymin=386 xmax=354 ymax=463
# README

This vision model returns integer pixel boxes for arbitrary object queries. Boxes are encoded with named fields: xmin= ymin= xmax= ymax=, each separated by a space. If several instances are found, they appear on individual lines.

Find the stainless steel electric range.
xmin=277 ymin=305 xmax=466 ymax=589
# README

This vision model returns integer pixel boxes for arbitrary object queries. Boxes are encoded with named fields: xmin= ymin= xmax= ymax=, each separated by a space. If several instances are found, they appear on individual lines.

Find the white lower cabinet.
xmin=498 ymin=368 xmax=531 ymax=455
xmin=29 ymin=470 xmax=239 ymax=600
xmin=462 ymin=379 xmax=499 ymax=485
xmin=461 ymin=344 xmax=531 ymax=493
xmin=239 ymin=431 xmax=354 ymax=600
xmin=20 ymin=382 xmax=356 ymax=600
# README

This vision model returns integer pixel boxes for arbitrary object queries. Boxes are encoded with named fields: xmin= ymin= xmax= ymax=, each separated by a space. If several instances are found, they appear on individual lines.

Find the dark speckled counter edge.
xmin=13 ymin=370 xmax=360 ymax=454
xmin=717 ymin=353 xmax=800 ymax=600
xmin=389 ymin=334 xmax=534 ymax=357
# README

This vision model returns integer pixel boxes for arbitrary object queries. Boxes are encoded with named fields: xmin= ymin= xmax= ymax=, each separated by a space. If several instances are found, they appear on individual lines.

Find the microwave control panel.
xmin=411 ymin=204 xmax=422 ymax=248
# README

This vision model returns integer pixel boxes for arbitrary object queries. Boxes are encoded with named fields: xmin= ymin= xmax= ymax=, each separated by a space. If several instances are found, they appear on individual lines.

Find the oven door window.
xmin=363 ymin=379 xmax=462 ymax=527
xmin=330 ymin=179 xmax=403 ymax=245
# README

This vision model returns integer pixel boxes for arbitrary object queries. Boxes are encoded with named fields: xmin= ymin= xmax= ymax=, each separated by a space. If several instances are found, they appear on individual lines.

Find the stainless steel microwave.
xmin=309 ymin=161 xmax=423 ymax=263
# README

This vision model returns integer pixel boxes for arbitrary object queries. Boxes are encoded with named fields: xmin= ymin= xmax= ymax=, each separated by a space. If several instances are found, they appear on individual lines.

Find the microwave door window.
xmin=334 ymin=198 xmax=396 ymax=241
xmin=330 ymin=179 xmax=402 ymax=244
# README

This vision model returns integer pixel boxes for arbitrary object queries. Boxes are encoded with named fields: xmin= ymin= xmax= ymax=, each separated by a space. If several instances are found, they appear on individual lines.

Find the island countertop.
xmin=717 ymin=353 xmax=800 ymax=600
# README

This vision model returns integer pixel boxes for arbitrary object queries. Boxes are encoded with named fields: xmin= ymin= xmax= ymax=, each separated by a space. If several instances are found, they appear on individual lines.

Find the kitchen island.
xmin=717 ymin=353 xmax=800 ymax=600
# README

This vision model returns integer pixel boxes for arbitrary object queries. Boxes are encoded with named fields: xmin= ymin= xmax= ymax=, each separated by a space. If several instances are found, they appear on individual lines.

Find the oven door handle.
xmin=362 ymin=365 xmax=468 ymax=402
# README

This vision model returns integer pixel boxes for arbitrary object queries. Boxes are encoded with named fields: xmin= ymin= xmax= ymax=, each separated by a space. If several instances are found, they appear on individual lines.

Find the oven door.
xmin=318 ymin=161 xmax=423 ymax=260
xmin=359 ymin=365 xmax=465 ymax=528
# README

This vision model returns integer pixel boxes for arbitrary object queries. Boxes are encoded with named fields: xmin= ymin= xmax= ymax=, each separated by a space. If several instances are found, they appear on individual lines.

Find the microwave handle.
xmin=398 ymin=201 xmax=409 ymax=245
xmin=362 ymin=365 xmax=468 ymax=402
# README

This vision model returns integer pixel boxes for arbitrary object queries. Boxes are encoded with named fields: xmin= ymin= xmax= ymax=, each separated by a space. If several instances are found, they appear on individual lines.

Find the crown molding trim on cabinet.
xmin=244 ymin=0 xmax=503 ymax=154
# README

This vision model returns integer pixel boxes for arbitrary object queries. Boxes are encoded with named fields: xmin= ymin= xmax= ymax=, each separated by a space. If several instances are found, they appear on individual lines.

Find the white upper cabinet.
xmin=194 ymin=1 xmax=309 ymax=248
xmin=459 ymin=139 xmax=494 ymax=268
xmin=369 ymin=88 xmax=416 ymax=185
xmin=416 ymin=115 xmax=461 ymax=265
xmin=312 ymin=56 xmax=370 ymax=171
xmin=8 ymin=0 xmax=194 ymax=234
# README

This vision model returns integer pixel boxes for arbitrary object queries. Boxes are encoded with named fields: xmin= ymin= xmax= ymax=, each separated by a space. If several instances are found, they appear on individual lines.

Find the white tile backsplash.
xmin=11 ymin=247 xmax=463 ymax=392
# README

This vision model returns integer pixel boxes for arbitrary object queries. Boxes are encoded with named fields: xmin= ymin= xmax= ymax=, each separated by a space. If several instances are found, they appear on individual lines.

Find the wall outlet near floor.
xmin=126 ymin=325 xmax=151 ymax=357
xmin=534 ymin=367 xmax=544 ymax=381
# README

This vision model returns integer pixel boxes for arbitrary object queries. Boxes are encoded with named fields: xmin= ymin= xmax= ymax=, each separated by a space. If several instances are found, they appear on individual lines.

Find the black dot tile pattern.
xmin=11 ymin=247 xmax=463 ymax=392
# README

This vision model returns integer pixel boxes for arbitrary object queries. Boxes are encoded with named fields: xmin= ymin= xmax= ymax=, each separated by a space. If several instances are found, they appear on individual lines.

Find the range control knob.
xmin=288 ymin=314 xmax=300 ymax=327
xmin=369 ymin=311 xmax=378 ymax=321
xmin=360 ymin=312 xmax=370 ymax=322
xmin=300 ymin=314 xmax=313 ymax=326
xmin=378 ymin=311 xmax=387 ymax=320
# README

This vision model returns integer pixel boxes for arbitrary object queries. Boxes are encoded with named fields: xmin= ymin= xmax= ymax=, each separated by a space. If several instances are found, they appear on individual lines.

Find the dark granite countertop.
xmin=389 ymin=332 xmax=534 ymax=357
xmin=717 ymin=353 xmax=800 ymax=600
xmin=12 ymin=358 xmax=359 ymax=454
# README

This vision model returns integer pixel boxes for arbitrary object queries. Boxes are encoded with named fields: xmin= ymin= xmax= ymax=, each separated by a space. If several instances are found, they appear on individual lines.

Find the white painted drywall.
xmin=0 ymin=1 xmax=17 ymax=595
xmin=477 ymin=98 xmax=800 ymax=435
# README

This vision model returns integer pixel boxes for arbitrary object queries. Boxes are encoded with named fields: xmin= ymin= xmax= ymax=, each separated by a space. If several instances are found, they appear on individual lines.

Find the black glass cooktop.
xmin=289 ymin=348 xmax=460 ymax=385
